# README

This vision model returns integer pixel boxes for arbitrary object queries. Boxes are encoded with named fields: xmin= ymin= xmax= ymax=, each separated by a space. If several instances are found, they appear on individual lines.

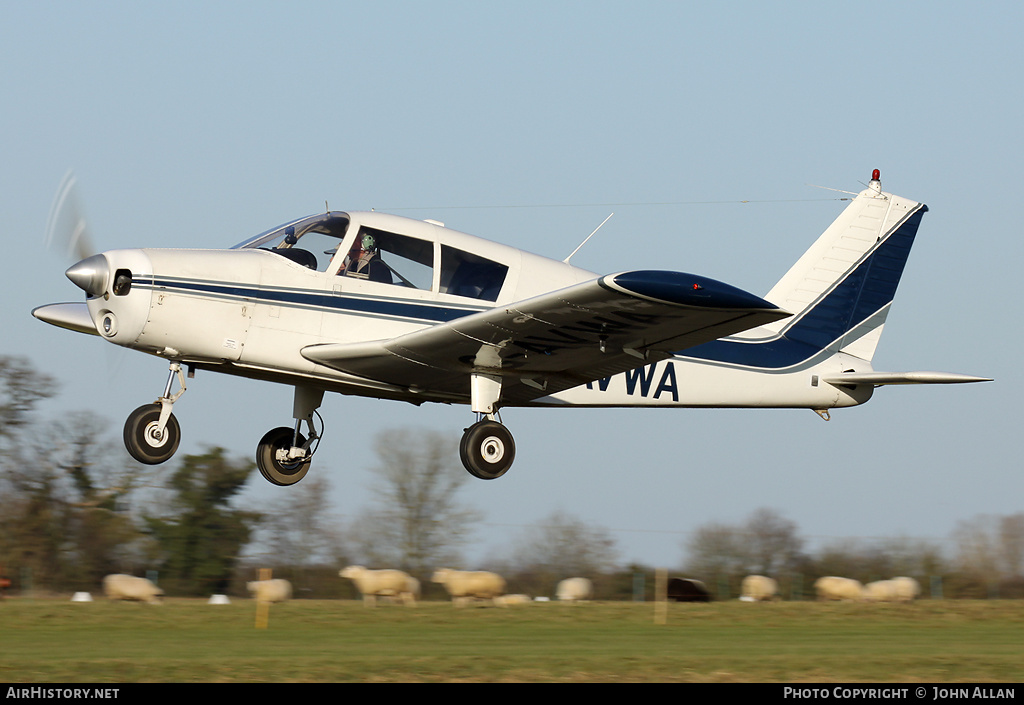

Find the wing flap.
xmin=302 ymin=270 xmax=790 ymax=404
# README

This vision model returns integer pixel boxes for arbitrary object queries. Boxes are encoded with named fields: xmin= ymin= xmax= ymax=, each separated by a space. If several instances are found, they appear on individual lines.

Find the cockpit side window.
xmin=340 ymin=227 xmax=433 ymax=290
xmin=234 ymin=214 xmax=351 ymax=273
xmin=440 ymin=245 xmax=508 ymax=301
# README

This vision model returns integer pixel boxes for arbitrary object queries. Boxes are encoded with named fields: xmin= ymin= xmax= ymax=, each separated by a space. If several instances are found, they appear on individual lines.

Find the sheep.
xmin=864 ymin=579 xmax=897 ymax=602
xmin=865 ymin=577 xmax=921 ymax=603
xmin=102 ymin=574 xmax=163 ymax=604
xmin=339 ymin=565 xmax=419 ymax=607
xmin=740 ymin=575 xmax=779 ymax=602
xmin=666 ymin=578 xmax=712 ymax=602
xmin=891 ymin=576 xmax=921 ymax=602
xmin=814 ymin=576 xmax=864 ymax=602
xmin=494 ymin=593 xmax=532 ymax=607
xmin=556 ymin=577 xmax=593 ymax=603
xmin=431 ymin=568 xmax=507 ymax=607
xmin=247 ymin=578 xmax=292 ymax=604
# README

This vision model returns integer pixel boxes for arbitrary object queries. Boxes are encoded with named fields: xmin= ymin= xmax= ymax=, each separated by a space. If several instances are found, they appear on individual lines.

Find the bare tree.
xmin=0 ymin=356 xmax=57 ymax=445
xmin=998 ymin=513 xmax=1024 ymax=578
xmin=255 ymin=475 xmax=346 ymax=567
xmin=509 ymin=509 xmax=619 ymax=574
xmin=1 ymin=406 xmax=151 ymax=590
xmin=683 ymin=521 xmax=747 ymax=593
xmin=952 ymin=515 xmax=1001 ymax=585
xmin=348 ymin=428 xmax=480 ymax=576
xmin=683 ymin=508 xmax=805 ymax=597
xmin=952 ymin=512 xmax=1024 ymax=586
xmin=744 ymin=507 xmax=805 ymax=576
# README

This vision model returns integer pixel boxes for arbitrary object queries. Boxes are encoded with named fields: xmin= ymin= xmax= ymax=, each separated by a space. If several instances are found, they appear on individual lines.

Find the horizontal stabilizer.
xmin=822 ymin=371 xmax=992 ymax=387
xmin=32 ymin=302 xmax=98 ymax=336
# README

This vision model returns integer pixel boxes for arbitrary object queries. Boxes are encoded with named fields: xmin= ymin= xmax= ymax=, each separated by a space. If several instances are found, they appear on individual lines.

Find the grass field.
xmin=1 ymin=598 xmax=1021 ymax=683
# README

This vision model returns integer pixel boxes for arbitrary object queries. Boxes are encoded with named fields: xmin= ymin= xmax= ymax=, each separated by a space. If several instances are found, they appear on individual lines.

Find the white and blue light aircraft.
xmin=34 ymin=170 xmax=989 ymax=485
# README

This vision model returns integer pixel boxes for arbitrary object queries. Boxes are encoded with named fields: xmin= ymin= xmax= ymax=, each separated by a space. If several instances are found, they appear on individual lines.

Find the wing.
xmin=302 ymin=270 xmax=790 ymax=405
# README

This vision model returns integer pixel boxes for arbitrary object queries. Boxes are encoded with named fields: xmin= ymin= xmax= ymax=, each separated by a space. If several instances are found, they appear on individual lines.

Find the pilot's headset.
xmin=361 ymin=233 xmax=376 ymax=252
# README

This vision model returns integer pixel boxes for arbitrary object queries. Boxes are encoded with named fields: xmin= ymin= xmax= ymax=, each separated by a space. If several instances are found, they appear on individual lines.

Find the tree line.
xmin=682 ymin=507 xmax=1024 ymax=600
xmin=1 ymin=355 xmax=1019 ymax=600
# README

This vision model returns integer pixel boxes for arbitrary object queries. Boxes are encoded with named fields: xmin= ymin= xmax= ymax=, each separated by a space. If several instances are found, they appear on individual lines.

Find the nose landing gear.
xmin=123 ymin=362 xmax=187 ymax=465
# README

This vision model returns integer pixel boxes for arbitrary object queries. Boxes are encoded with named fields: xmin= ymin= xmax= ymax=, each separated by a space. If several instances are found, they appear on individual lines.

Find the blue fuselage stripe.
xmin=145 ymin=279 xmax=482 ymax=323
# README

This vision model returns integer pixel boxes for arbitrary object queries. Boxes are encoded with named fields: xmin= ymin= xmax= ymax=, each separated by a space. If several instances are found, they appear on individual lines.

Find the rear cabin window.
xmin=439 ymin=245 xmax=508 ymax=302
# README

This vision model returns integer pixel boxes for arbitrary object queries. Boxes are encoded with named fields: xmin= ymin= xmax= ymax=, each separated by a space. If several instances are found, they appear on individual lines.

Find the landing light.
xmin=101 ymin=312 xmax=117 ymax=337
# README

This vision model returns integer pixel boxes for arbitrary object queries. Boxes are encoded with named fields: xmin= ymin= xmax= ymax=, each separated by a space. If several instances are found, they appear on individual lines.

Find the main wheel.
xmin=460 ymin=420 xmax=515 ymax=480
xmin=123 ymin=403 xmax=181 ymax=465
xmin=256 ymin=426 xmax=311 ymax=486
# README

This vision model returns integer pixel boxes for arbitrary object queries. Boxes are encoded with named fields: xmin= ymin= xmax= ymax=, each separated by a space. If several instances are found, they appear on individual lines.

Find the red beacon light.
xmin=871 ymin=169 xmax=881 ymax=181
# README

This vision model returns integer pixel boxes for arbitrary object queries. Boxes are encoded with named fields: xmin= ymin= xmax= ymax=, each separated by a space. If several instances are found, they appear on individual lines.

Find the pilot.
xmin=341 ymin=233 xmax=391 ymax=283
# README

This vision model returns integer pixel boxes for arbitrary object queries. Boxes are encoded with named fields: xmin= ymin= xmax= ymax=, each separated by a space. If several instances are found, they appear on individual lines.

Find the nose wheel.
xmin=460 ymin=419 xmax=515 ymax=480
xmin=123 ymin=402 xmax=181 ymax=465
xmin=123 ymin=362 xmax=187 ymax=465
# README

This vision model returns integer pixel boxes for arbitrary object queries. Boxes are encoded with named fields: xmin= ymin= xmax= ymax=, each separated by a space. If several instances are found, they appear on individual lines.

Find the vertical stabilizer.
xmin=761 ymin=171 xmax=926 ymax=362
xmin=680 ymin=172 xmax=928 ymax=370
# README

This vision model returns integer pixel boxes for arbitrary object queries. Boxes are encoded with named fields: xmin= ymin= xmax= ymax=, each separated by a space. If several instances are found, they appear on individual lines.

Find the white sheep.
xmin=339 ymin=565 xmax=419 ymax=607
xmin=740 ymin=575 xmax=779 ymax=602
xmin=864 ymin=579 xmax=897 ymax=602
xmin=494 ymin=593 xmax=532 ymax=606
xmin=431 ymin=568 xmax=507 ymax=607
xmin=814 ymin=576 xmax=864 ymax=602
xmin=891 ymin=576 xmax=921 ymax=602
xmin=865 ymin=577 xmax=921 ymax=603
xmin=247 ymin=578 xmax=292 ymax=604
xmin=102 ymin=574 xmax=163 ymax=604
xmin=556 ymin=577 xmax=593 ymax=603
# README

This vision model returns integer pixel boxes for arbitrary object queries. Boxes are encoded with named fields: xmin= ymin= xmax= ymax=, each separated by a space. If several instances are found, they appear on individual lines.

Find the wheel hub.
xmin=480 ymin=436 xmax=505 ymax=463
xmin=143 ymin=422 xmax=168 ymax=446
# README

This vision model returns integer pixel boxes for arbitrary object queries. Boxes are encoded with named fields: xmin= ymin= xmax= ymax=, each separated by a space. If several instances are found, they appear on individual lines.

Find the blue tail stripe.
xmin=677 ymin=207 xmax=925 ymax=369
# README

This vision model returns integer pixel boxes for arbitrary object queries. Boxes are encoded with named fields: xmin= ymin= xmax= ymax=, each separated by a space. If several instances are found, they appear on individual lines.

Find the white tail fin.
xmin=761 ymin=172 xmax=926 ymax=362
xmin=680 ymin=172 xmax=929 ymax=370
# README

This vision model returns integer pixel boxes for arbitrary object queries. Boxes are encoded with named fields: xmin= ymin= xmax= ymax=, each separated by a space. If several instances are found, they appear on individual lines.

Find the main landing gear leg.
xmin=123 ymin=362 xmax=187 ymax=465
xmin=460 ymin=373 xmax=516 ymax=480
xmin=256 ymin=386 xmax=323 ymax=486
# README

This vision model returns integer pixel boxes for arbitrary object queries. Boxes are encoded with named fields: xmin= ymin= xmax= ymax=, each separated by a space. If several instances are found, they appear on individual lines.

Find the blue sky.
xmin=2 ymin=2 xmax=1019 ymax=569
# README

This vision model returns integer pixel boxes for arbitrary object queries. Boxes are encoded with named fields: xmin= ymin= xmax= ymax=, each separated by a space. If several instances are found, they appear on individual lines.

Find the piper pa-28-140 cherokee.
xmin=34 ymin=170 xmax=990 ymax=485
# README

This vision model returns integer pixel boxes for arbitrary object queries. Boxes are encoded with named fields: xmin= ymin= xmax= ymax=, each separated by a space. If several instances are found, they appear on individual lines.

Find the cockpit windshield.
xmin=231 ymin=213 xmax=351 ymax=272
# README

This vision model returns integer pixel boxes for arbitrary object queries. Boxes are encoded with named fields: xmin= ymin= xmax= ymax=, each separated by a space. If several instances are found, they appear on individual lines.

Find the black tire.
xmin=256 ymin=426 xmax=311 ymax=486
xmin=460 ymin=420 xmax=515 ymax=480
xmin=123 ymin=403 xmax=181 ymax=465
